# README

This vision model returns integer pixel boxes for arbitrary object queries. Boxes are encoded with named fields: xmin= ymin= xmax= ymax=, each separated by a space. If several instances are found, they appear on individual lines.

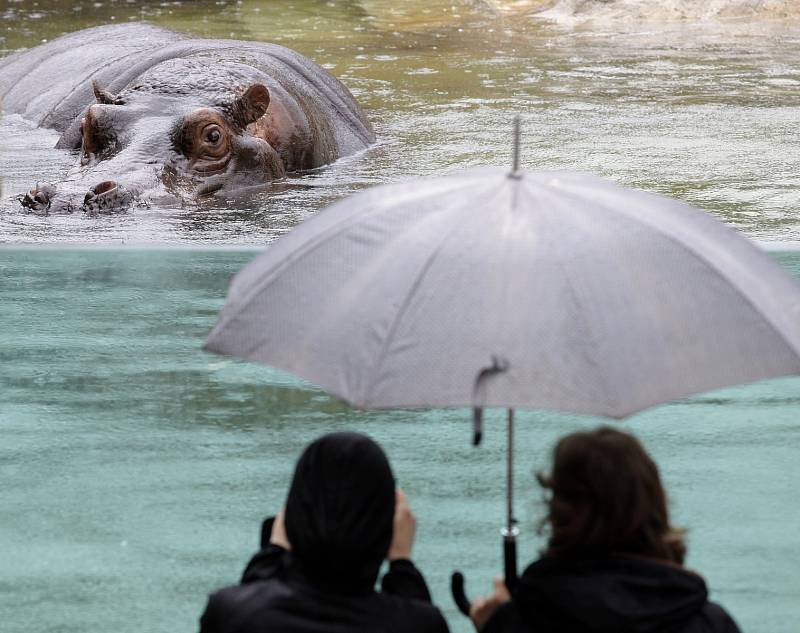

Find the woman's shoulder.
xmin=481 ymin=593 xmax=740 ymax=633
xmin=482 ymin=553 xmax=733 ymax=633
xmin=200 ymin=579 xmax=288 ymax=633
xmin=695 ymin=601 xmax=742 ymax=633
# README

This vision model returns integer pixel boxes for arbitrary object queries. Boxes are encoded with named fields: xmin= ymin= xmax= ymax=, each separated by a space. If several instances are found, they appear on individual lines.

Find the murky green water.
xmin=1 ymin=247 xmax=800 ymax=632
xmin=2 ymin=0 xmax=800 ymax=243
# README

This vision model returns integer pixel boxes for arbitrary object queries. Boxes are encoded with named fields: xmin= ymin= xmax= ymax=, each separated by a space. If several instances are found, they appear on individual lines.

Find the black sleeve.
xmin=380 ymin=559 xmax=433 ymax=602
xmin=240 ymin=543 xmax=288 ymax=583
xmin=428 ymin=607 xmax=451 ymax=633
xmin=724 ymin=614 xmax=743 ymax=633
xmin=198 ymin=594 xmax=224 ymax=633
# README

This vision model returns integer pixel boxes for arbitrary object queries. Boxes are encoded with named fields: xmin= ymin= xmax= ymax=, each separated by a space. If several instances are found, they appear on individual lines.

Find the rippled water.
xmin=2 ymin=248 xmax=800 ymax=632
xmin=2 ymin=0 xmax=800 ymax=243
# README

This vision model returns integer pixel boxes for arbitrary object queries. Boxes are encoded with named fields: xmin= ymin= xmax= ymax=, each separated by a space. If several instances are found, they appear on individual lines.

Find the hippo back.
xmin=189 ymin=39 xmax=375 ymax=161
xmin=0 ymin=23 xmax=373 ymax=161
xmin=0 ymin=24 xmax=185 ymax=131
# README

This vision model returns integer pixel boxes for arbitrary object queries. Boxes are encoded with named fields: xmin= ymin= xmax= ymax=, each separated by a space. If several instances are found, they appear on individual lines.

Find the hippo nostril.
xmin=20 ymin=186 xmax=53 ymax=212
xmin=21 ymin=185 xmax=52 ymax=209
xmin=93 ymin=180 xmax=118 ymax=195
xmin=85 ymin=181 xmax=119 ymax=205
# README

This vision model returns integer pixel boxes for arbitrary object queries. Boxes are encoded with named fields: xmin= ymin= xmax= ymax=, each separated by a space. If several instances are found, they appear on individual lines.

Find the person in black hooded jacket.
xmin=199 ymin=431 xmax=449 ymax=633
xmin=469 ymin=427 xmax=742 ymax=633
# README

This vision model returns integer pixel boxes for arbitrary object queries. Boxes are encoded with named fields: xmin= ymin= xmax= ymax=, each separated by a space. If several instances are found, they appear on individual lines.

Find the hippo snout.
xmin=20 ymin=183 xmax=57 ymax=214
xmin=18 ymin=180 xmax=136 ymax=215
xmin=82 ymin=181 xmax=134 ymax=215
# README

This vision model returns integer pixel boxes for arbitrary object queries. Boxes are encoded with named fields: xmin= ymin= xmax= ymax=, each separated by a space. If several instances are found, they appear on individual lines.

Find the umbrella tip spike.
xmin=509 ymin=115 xmax=522 ymax=180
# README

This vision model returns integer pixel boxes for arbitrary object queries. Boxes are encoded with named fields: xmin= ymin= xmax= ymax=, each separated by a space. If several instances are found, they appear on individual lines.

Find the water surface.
xmin=2 ymin=0 xmax=800 ymax=243
xmin=1 ymin=247 xmax=799 ymax=632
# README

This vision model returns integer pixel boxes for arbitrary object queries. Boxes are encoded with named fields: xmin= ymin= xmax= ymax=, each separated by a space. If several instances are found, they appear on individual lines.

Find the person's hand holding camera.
xmin=388 ymin=489 xmax=416 ymax=561
xmin=270 ymin=510 xmax=291 ymax=550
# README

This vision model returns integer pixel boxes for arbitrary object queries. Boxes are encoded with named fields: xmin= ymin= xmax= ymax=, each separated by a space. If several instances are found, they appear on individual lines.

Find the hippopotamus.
xmin=0 ymin=23 xmax=374 ymax=215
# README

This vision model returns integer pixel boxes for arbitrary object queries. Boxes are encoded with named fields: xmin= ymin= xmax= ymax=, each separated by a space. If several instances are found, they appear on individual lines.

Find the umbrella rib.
xmin=625 ymin=224 xmax=800 ymax=361
xmin=654 ymin=235 xmax=800 ymax=359
xmin=549 ymin=184 xmax=800 ymax=361
xmin=542 ymin=196 xmax=618 ymax=413
xmin=361 ymin=182 xmax=509 ymax=406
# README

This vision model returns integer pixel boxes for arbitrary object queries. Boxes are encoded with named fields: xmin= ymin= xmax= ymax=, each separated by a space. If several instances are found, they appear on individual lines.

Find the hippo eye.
xmin=205 ymin=126 xmax=222 ymax=145
xmin=178 ymin=111 xmax=232 ymax=170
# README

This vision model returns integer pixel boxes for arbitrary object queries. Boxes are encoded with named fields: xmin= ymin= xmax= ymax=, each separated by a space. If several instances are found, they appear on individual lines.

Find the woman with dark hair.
xmin=470 ymin=426 xmax=741 ymax=633
xmin=199 ymin=431 xmax=448 ymax=633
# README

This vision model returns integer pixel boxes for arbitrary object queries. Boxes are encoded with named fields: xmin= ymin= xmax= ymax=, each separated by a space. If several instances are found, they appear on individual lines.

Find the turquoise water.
xmin=2 ymin=247 xmax=799 ymax=632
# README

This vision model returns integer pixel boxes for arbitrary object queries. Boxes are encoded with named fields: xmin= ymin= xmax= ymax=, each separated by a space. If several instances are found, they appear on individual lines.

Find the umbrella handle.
xmin=451 ymin=534 xmax=519 ymax=618
xmin=503 ymin=533 xmax=518 ymax=593
xmin=450 ymin=571 xmax=472 ymax=616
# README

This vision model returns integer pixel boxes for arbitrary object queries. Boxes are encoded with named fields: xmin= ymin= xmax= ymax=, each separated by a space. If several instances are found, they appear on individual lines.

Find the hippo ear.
xmin=234 ymin=84 xmax=271 ymax=126
xmin=91 ymin=80 xmax=125 ymax=106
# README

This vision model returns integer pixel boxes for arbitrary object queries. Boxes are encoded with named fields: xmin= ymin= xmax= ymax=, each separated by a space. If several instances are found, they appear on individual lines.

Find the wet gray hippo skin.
xmin=0 ymin=23 xmax=375 ymax=214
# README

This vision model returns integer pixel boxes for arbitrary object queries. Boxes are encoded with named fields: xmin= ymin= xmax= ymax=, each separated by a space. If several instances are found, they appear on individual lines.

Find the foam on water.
xmin=530 ymin=0 xmax=800 ymax=24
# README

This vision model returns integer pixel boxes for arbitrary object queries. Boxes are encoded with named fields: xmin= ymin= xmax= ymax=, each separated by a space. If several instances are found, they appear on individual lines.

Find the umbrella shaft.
xmin=507 ymin=408 xmax=514 ymax=531
xmin=510 ymin=116 xmax=521 ymax=178
xmin=504 ymin=408 xmax=519 ymax=592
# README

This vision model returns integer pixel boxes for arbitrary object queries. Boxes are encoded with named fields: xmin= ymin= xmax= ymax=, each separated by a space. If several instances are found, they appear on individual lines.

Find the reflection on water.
xmin=1 ymin=248 xmax=800 ymax=632
xmin=533 ymin=0 xmax=800 ymax=23
xmin=1 ymin=0 xmax=800 ymax=243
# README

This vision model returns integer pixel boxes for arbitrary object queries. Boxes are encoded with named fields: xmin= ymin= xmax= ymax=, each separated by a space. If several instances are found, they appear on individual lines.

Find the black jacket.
xmin=484 ymin=554 xmax=741 ymax=633
xmin=199 ymin=544 xmax=448 ymax=633
xmin=200 ymin=434 xmax=448 ymax=633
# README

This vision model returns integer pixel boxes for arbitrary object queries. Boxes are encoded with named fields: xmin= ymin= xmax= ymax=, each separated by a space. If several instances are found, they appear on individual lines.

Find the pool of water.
xmin=2 ymin=0 xmax=800 ymax=243
xmin=1 ymin=247 xmax=799 ymax=632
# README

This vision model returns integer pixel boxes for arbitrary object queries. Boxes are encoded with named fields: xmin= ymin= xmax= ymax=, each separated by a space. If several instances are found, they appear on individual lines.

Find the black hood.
xmin=284 ymin=432 xmax=395 ymax=594
xmin=516 ymin=553 xmax=708 ymax=633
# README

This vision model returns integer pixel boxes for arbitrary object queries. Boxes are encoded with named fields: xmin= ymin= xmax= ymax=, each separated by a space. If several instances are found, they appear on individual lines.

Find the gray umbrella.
xmin=204 ymin=155 xmax=800 ymax=608
xmin=205 ymin=169 xmax=800 ymax=414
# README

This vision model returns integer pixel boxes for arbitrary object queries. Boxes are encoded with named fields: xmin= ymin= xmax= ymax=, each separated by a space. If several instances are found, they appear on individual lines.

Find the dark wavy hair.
xmin=538 ymin=426 xmax=686 ymax=564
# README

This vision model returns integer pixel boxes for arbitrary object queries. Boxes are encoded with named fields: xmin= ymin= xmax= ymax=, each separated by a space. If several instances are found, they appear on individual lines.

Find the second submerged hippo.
xmin=0 ymin=23 xmax=375 ymax=215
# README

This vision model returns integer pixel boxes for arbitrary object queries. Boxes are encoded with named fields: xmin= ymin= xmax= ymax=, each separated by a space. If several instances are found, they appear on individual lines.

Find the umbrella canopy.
xmin=204 ymin=167 xmax=800 ymax=418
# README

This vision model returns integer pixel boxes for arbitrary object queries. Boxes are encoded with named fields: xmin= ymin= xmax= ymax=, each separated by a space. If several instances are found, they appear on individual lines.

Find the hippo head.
xmin=21 ymin=71 xmax=288 ymax=215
